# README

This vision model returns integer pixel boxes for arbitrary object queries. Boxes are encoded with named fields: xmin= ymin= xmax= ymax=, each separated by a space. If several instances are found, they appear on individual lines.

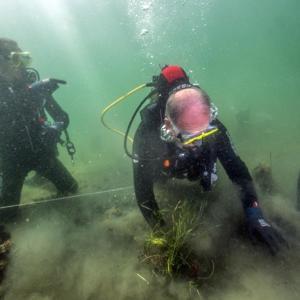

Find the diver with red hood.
xmin=132 ymin=65 xmax=287 ymax=255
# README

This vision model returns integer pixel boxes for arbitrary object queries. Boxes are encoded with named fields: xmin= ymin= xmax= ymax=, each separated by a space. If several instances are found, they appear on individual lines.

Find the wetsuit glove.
xmin=245 ymin=206 xmax=287 ymax=255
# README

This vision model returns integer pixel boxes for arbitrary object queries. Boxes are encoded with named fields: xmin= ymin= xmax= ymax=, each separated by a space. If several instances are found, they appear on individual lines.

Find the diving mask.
xmin=179 ymin=126 xmax=219 ymax=146
xmin=9 ymin=51 xmax=32 ymax=67
xmin=160 ymin=123 xmax=176 ymax=143
xmin=160 ymin=120 xmax=218 ymax=147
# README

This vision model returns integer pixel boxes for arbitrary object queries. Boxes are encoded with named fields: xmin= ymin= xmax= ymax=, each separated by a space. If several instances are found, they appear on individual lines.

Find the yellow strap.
xmin=100 ymin=83 xmax=147 ymax=143
xmin=183 ymin=128 xmax=219 ymax=145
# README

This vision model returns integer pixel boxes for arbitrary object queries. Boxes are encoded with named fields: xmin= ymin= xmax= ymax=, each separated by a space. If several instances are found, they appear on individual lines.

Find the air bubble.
xmin=140 ymin=28 xmax=149 ymax=36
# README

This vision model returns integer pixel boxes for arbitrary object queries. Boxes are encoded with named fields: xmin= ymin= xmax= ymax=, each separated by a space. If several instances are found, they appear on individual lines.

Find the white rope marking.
xmin=0 ymin=186 xmax=133 ymax=210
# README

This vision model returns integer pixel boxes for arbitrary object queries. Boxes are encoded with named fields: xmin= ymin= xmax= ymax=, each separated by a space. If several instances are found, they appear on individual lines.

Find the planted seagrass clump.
xmin=253 ymin=163 xmax=275 ymax=195
xmin=141 ymin=201 xmax=214 ymax=283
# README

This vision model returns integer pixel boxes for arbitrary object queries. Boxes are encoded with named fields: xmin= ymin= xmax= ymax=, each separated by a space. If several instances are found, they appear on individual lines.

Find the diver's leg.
xmin=0 ymin=161 xmax=26 ymax=223
xmin=36 ymin=156 xmax=78 ymax=195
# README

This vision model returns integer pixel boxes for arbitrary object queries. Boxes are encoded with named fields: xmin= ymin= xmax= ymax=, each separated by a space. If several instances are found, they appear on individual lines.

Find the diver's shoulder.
xmin=212 ymin=119 xmax=227 ymax=133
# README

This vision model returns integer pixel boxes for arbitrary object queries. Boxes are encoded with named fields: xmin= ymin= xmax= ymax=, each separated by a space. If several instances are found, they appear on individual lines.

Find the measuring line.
xmin=0 ymin=185 xmax=133 ymax=210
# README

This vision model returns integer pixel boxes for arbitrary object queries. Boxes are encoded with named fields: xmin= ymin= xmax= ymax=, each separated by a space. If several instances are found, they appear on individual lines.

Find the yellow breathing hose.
xmin=100 ymin=83 xmax=147 ymax=143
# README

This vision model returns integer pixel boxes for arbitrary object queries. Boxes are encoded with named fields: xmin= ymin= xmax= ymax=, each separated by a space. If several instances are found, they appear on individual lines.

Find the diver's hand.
xmin=246 ymin=207 xmax=287 ymax=255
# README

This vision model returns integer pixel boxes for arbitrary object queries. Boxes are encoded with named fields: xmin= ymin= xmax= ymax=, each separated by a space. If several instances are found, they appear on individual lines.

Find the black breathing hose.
xmin=124 ymin=89 xmax=158 ymax=159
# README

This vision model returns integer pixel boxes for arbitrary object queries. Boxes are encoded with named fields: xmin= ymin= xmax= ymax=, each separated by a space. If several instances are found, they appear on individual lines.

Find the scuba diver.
xmin=0 ymin=38 xmax=78 ymax=223
xmin=128 ymin=65 xmax=287 ymax=255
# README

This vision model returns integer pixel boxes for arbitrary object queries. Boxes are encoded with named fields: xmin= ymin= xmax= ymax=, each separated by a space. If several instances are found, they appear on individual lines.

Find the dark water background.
xmin=0 ymin=0 xmax=300 ymax=299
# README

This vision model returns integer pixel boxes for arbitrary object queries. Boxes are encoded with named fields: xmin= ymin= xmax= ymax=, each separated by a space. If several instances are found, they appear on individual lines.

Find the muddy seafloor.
xmin=1 ymin=156 xmax=300 ymax=300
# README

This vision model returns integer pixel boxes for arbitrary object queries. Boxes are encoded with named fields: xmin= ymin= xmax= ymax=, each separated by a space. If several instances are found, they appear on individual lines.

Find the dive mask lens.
xmin=180 ymin=126 xmax=219 ymax=146
xmin=9 ymin=51 xmax=32 ymax=67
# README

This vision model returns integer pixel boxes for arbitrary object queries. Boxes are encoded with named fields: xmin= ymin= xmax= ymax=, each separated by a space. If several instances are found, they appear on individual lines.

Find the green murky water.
xmin=0 ymin=0 xmax=300 ymax=299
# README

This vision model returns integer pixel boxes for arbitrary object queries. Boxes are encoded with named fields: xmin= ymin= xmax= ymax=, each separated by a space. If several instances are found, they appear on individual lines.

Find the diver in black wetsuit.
xmin=132 ymin=65 xmax=286 ymax=255
xmin=0 ymin=38 xmax=78 ymax=222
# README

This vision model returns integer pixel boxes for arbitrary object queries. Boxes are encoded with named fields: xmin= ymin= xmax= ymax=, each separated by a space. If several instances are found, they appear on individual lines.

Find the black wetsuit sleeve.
xmin=216 ymin=121 xmax=258 ymax=209
xmin=0 ymin=84 xmax=17 ymax=149
xmin=44 ymin=95 xmax=69 ymax=129
xmin=132 ymin=123 xmax=163 ymax=228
